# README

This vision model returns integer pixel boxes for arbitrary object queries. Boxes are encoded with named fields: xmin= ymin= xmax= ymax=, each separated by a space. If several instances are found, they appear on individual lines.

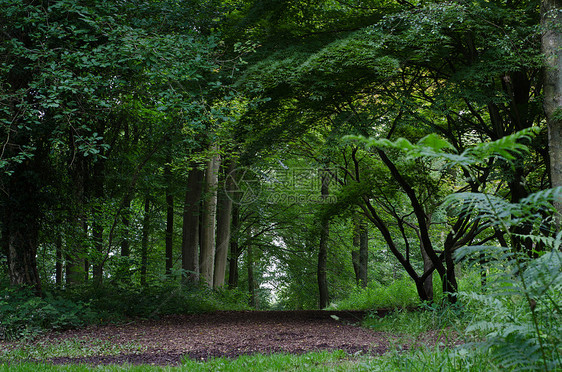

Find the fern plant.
xmin=348 ymin=127 xmax=561 ymax=370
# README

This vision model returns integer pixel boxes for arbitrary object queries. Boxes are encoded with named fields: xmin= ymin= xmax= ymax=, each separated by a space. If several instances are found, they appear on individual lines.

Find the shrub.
xmin=330 ymin=276 xmax=420 ymax=310
xmin=0 ymin=286 xmax=96 ymax=341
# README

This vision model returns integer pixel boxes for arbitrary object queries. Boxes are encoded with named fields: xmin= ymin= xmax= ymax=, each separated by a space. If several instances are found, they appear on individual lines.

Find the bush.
xmin=0 ymin=286 xmax=97 ymax=341
xmin=458 ymin=250 xmax=562 ymax=371
xmin=56 ymin=280 xmax=250 ymax=320
xmin=0 ymin=279 xmax=251 ymax=341
xmin=330 ymin=276 xmax=421 ymax=310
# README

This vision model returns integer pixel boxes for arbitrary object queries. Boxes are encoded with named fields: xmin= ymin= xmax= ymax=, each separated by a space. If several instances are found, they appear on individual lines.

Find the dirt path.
xmin=8 ymin=310 xmax=455 ymax=365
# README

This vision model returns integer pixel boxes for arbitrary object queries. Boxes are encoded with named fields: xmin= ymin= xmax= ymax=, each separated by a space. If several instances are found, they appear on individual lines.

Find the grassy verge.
xmin=1 ymin=347 xmax=500 ymax=372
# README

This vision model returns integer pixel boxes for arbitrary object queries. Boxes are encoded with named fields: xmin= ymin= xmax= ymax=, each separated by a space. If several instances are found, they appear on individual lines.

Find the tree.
xmin=317 ymin=170 xmax=330 ymax=309
xmin=200 ymin=147 xmax=220 ymax=286
xmin=214 ymin=160 xmax=235 ymax=288
xmin=0 ymin=0 xmax=240 ymax=290
xmin=542 ymin=0 xmax=562 ymax=215
xmin=352 ymin=216 xmax=368 ymax=288
xmin=181 ymin=165 xmax=204 ymax=282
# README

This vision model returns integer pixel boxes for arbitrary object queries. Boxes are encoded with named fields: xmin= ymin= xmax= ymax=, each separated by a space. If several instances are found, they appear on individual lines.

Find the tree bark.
xmin=165 ymin=158 xmax=174 ymax=275
xmin=247 ymin=239 xmax=256 ymax=308
xmin=55 ymin=233 xmax=63 ymax=286
xmin=358 ymin=222 xmax=368 ymax=287
xmin=352 ymin=222 xmax=360 ymax=285
xmin=200 ymin=147 xmax=220 ymax=286
xmin=420 ymin=240 xmax=434 ymax=302
xmin=181 ymin=166 xmax=204 ymax=282
xmin=228 ymin=203 xmax=241 ymax=289
xmin=542 ymin=0 xmax=562 ymax=215
xmin=140 ymin=196 xmax=151 ymax=287
xmin=92 ymin=160 xmax=105 ymax=284
xmin=443 ymin=239 xmax=458 ymax=304
xmin=66 ymin=156 xmax=86 ymax=286
xmin=351 ymin=217 xmax=368 ymax=287
xmin=120 ymin=196 xmax=131 ymax=258
xmin=318 ymin=171 xmax=330 ymax=309
xmin=214 ymin=161 xmax=234 ymax=288
xmin=2 ymin=173 xmax=42 ymax=294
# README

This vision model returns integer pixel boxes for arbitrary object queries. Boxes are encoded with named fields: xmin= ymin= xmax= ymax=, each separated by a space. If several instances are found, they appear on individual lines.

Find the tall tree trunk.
xmin=358 ymin=222 xmax=368 ymax=288
xmin=165 ymin=158 xmax=174 ymax=275
xmin=2 ymin=166 xmax=42 ymax=294
xmin=121 ymin=196 xmax=131 ymax=258
xmin=92 ymin=160 xmax=105 ymax=284
xmin=352 ymin=219 xmax=361 ymax=285
xmin=214 ymin=161 xmax=234 ymax=288
xmin=181 ymin=166 xmax=204 ymax=282
xmin=543 ymin=0 xmax=562 ymax=215
xmin=247 ymin=239 xmax=256 ymax=308
xmin=140 ymin=196 xmax=150 ymax=287
xmin=55 ymin=233 xmax=63 ymax=286
xmin=318 ymin=171 xmax=330 ymax=309
xmin=228 ymin=203 xmax=240 ymax=289
xmin=66 ymin=156 xmax=86 ymax=286
xmin=200 ymin=147 xmax=220 ymax=286
xmin=352 ymin=216 xmax=368 ymax=287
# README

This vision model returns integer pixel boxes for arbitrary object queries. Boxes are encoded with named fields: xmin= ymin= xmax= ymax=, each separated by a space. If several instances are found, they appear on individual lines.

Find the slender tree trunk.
xmin=420 ymin=241 xmax=434 ymax=302
xmin=84 ymin=257 xmax=89 ymax=282
xmin=200 ymin=147 xmax=220 ymax=286
xmin=543 ymin=0 xmax=562 ymax=215
xmin=165 ymin=158 xmax=174 ymax=275
xmin=121 ymin=196 xmax=131 ymax=258
xmin=358 ymin=222 xmax=368 ymax=287
xmin=352 ymin=220 xmax=361 ymax=285
xmin=92 ymin=222 xmax=103 ymax=283
xmin=228 ymin=203 xmax=240 ymax=289
xmin=55 ymin=233 xmax=63 ymax=286
xmin=66 ymin=156 xmax=86 ymax=286
xmin=318 ymin=171 xmax=330 ymax=309
xmin=181 ymin=166 xmax=204 ymax=282
xmin=247 ymin=240 xmax=256 ymax=308
xmin=214 ymin=161 xmax=234 ymax=288
xmin=443 ymin=241 xmax=458 ymax=304
xmin=92 ymin=160 xmax=105 ymax=284
xmin=140 ymin=196 xmax=150 ymax=287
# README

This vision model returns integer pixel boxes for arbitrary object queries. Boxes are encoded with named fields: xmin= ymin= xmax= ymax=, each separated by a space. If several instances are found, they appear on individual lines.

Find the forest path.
xmin=24 ymin=310 xmax=453 ymax=366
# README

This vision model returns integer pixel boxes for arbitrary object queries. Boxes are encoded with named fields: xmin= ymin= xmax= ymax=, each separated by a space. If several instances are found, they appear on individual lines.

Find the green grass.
xmin=1 ymin=347 xmax=502 ymax=371
xmin=0 ymin=350 xmax=366 ymax=371
xmin=1 ymin=339 xmax=146 ymax=361
xmin=362 ymin=303 xmax=467 ymax=337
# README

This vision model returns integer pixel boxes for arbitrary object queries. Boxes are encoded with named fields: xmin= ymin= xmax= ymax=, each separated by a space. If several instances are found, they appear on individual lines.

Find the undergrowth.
xmin=328 ymin=276 xmax=421 ymax=310
xmin=0 ymin=281 xmax=250 ymax=341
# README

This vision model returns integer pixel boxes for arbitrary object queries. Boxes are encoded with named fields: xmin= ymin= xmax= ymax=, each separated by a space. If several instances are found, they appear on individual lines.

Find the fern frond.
xmin=463 ymin=127 xmax=538 ymax=163
xmin=454 ymin=245 xmax=512 ymax=263
xmin=512 ymin=232 xmax=562 ymax=251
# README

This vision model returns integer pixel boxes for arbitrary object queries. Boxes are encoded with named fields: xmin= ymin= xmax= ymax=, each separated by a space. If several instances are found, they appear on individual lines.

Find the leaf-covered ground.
xmin=3 ymin=310 xmax=458 ymax=366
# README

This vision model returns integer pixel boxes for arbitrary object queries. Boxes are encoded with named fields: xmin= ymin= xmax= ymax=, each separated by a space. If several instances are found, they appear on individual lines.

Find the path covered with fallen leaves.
xmin=8 ymin=310 xmax=456 ymax=365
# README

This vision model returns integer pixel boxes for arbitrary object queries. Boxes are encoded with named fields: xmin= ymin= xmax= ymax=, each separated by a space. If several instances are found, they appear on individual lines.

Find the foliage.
xmin=363 ymin=303 xmax=465 ymax=338
xmin=329 ymin=277 xmax=421 ymax=310
xmin=365 ymin=345 xmax=498 ymax=372
xmin=0 ymin=286 xmax=96 ymax=341
xmin=457 ymin=240 xmax=562 ymax=370
xmin=0 ymin=280 xmax=250 ymax=341
xmin=391 ymin=128 xmax=562 ymax=370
